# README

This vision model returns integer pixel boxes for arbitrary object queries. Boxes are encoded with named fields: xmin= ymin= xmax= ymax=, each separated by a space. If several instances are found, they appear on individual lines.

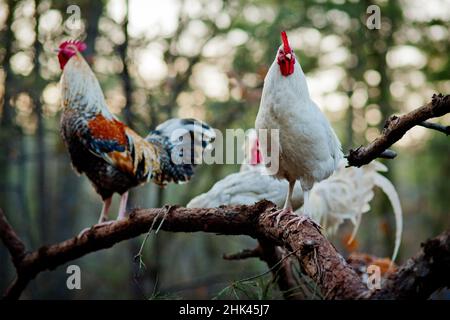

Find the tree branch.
xmin=0 ymin=209 xmax=26 ymax=268
xmin=223 ymin=247 xmax=261 ymax=260
xmin=347 ymin=94 xmax=450 ymax=167
xmin=1 ymin=202 xmax=449 ymax=300
xmin=1 ymin=201 xmax=364 ymax=299
xmin=370 ymin=231 xmax=450 ymax=299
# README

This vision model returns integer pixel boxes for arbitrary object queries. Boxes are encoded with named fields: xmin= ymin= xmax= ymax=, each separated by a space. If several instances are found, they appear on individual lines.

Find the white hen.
xmin=255 ymin=31 xmax=343 ymax=225
xmin=187 ymin=134 xmax=402 ymax=262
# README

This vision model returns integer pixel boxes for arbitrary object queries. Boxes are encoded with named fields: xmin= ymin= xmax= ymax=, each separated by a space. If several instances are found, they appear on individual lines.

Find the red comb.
xmin=59 ymin=40 xmax=87 ymax=52
xmin=281 ymin=31 xmax=291 ymax=54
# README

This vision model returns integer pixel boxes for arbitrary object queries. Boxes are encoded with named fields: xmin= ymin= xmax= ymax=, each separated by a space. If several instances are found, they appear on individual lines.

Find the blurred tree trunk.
xmin=17 ymin=137 xmax=32 ymax=247
xmin=116 ymin=0 xmax=142 ymax=299
xmin=344 ymin=85 xmax=354 ymax=150
xmin=32 ymin=0 xmax=48 ymax=243
xmin=50 ymin=1 xmax=102 ymax=57
xmin=364 ymin=0 xmax=403 ymax=259
xmin=0 ymin=0 xmax=16 ymax=128
xmin=84 ymin=1 xmax=103 ymax=60
xmin=0 ymin=0 xmax=18 ymax=292
xmin=343 ymin=1 xmax=367 ymax=149
xmin=118 ymin=1 xmax=132 ymax=127
xmin=55 ymin=160 xmax=81 ymax=240
xmin=0 ymin=0 xmax=17 ymax=207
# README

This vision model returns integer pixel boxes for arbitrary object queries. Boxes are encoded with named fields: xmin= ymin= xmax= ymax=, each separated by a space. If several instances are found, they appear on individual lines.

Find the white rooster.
xmin=187 ymin=132 xmax=403 ymax=262
xmin=255 ymin=31 xmax=343 ymax=225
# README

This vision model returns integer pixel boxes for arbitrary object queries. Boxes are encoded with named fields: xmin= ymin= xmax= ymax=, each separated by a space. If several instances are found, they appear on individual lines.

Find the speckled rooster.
xmin=57 ymin=40 xmax=215 ymax=229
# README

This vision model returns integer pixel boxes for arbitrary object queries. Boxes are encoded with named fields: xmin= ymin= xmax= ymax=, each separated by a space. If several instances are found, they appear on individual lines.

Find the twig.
xmin=234 ymin=247 xmax=302 ymax=283
xmin=133 ymin=205 xmax=176 ymax=271
xmin=214 ymin=247 xmax=302 ymax=299
xmin=133 ymin=211 xmax=161 ymax=270
xmin=223 ymin=241 xmax=306 ymax=299
xmin=419 ymin=121 xmax=450 ymax=136
xmin=223 ymin=247 xmax=261 ymax=260
xmin=378 ymin=149 xmax=397 ymax=159
xmin=257 ymin=240 xmax=306 ymax=300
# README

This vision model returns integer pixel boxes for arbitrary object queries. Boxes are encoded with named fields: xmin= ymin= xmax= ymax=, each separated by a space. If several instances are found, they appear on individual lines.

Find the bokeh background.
xmin=0 ymin=0 xmax=449 ymax=299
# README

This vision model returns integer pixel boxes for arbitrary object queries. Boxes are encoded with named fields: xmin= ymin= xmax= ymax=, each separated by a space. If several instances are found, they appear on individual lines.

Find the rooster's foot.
xmin=78 ymin=220 xmax=115 ymax=238
xmin=286 ymin=215 xmax=321 ymax=230
xmin=267 ymin=208 xmax=293 ymax=226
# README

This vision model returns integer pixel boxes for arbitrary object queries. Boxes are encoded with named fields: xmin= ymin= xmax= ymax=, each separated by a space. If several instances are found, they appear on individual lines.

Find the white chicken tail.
xmin=373 ymin=173 xmax=403 ymax=264
xmin=308 ymin=159 xmax=402 ymax=265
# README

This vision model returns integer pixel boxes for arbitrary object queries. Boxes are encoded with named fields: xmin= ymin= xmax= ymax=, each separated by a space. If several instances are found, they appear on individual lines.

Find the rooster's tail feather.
xmin=373 ymin=173 xmax=403 ymax=264
xmin=146 ymin=118 xmax=215 ymax=185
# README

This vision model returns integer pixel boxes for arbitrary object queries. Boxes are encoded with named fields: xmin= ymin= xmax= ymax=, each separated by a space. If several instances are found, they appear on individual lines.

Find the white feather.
xmin=187 ymin=165 xmax=304 ymax=209
xmin=187 ymin=156 xmax=403 ymax=262
xmin=373 ymin=173 xmax=403 ymax=262
xmin=60 ymin=54 xmax=114 ymax=119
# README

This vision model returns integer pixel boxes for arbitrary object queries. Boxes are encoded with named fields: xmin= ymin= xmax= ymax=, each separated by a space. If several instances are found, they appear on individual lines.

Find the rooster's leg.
xmin=283 ymin=180 xmax=295 ymax=211
xmin=303 ymin=190 xmax=311 ymax=217
xmin=268 ymin=180 xmax=295 ymax=226
xmin=78 ymin=197 xmax=113 ymax=238
xmin=77 ymin=197 xmax=114 ymax=238
xmin=286 ymin=188 xmax=320 ymax=229
xmin=98 ymin=197 xmax=112 ymax=223
xmin=117 ymin=191 xmax=129 ymax=220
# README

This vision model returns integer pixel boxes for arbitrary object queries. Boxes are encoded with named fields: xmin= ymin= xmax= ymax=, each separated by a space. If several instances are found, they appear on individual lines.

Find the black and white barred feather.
xmin=146 ymin=118 xmax=215 ymax=185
